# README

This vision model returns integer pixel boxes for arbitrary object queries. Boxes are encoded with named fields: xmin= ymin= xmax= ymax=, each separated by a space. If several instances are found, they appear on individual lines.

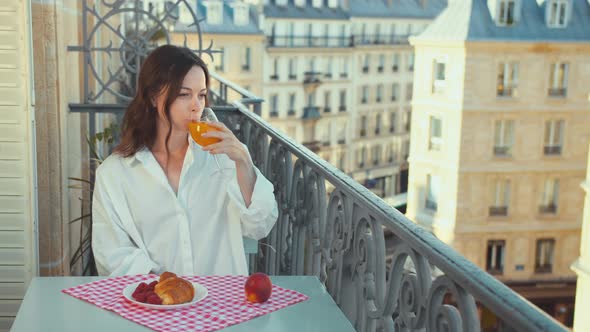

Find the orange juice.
xmin=188 ymin=121 xmax=222 ymax=146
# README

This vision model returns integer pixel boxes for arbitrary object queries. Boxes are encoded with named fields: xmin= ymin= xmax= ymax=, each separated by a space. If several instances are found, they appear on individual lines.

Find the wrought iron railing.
xmin=215 ymin=82 xmax=568 ymax=332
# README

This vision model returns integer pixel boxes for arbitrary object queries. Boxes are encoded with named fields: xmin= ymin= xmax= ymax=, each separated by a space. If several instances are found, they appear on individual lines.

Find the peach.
xmin=244 ymin=273 xmax=272 ymax=303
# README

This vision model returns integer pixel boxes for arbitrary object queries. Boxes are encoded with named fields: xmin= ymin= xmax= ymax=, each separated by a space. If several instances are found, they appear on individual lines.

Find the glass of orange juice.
xmin=188 ymin=108 xmax=222 ymax=147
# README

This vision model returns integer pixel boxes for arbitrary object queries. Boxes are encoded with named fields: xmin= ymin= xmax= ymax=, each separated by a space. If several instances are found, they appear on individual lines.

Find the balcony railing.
xmin=489 ymin=206 xmax=508 ymax=217
xmin=548 ymin=88 xmax=567 ymax=97
xmin=494 ymin=146 xmax=512 ymax=157
xmin=539 ymin=204 xmax=558 ymax=214
xmin=72 ymin=72 xmax=568 ymax=332
xmin=266 ymin=34 xmax=410 ymax=48
xmin=544 ymin=145 xmax=562 ymax=155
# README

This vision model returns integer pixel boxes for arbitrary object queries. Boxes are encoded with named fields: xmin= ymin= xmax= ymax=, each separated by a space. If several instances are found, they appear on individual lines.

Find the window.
xmin=494 ymin=120 xmax=514 ymax=156
xmin=360 ymin=115 xmax=367 ymax=137
xmin=361 ymin=23 xmax=367 ymax=43
xmin=361 ymin=86 xmax=369 ymax=104
xmin=548 ymin=62 xmax=568 ymax=97
xmin=324 ymin=91 xmax=331 ymax=113
xmin=378 ymin=54 xmax=385 ymax=72
xmin=540 ymin=178 xmax=559 ymax=214
xmin=340 ymin=58 xmax=348 ymax=78
xmin=338 ymin=124 xmax=346 ymax=144
xmin=391 ymin=83 xmax=399 ymax=101
xmin=535 ymin=239 xmax=555 ymax=273
xmin=406 ymin=83 xmax=413 ymax=101
xmin=497 ymin=62 xmax=518 ymax=97
xmin=233 ymin=3 xmax=248 ymax=26
xmin=215 ymin=47 xmax=225 ymax=72
xmin=358 ymin=146 xmax=367 ymax=168
xmin=372 ymin=145 xmax=381 ymax=165
xmin=425 ymin=174 xmax=440 ymax=212
xmin=269 ymin=94 xmax=278 ymax=117
xmin=389 ymin=112 xmax=396 ymax=133
xmin=486 ymin=240 xmax=505 ymax=274
xmin=403 ymin=110 xmax=411 ymax=132
xmin=322 ymin=124 xmax=331 ymax=146
xmin=375 ymin=114 xmax=381 ymax=135
xmin=207 ymin=2 xmax=223 ymax=25
xmin=340 ymin=24 xmax=347 ymax=47
xmin=339 ymin=90 xmax=346 ymax=111
xmin=288 ymin=93 xmax=296 ymax=116
xmin=271 ymin=58 xmax=279 ymax=80
xmin=308 ymin=57 xmax=316 ymax=73
xmin=429 ymin=116 xmax=442 ymax=151
xmin=376 ymin=84 xmax=383 ymax=103
xmin=392 ymin=54 xmax=400 ymax=72
xmin=289 ymin=58 xmax=297 ymax=80
xmin=432 ymin=60 xmax=446 ymax=93
xmin=388 ymin=144 xmax=397 ymax=163
xmin=490 ymin=180 xmax=510 ymax=216
xmin=306 ymin=91 xmax=316 ymax=107
xmin=325 ymin=57 xmax=333 ymax=78
xmin=497 ymin=0 xmax=516 ymax=26
xmin=375 ymin=24 xmax=381 ymax=43
xmin=407 ymin=53 xmax=414 ymax=71
xmin=363 ymin=54 xmax=370 ymax=73
xmin=544 ymin=120 xmax=564 ymax=155
xmin=242 ymin=47 xmax=251 ymax=71
xmin=338 ymin=151 xmax=345 ymax=169
xmin=547 ymin=0 xmax=569 ymax=27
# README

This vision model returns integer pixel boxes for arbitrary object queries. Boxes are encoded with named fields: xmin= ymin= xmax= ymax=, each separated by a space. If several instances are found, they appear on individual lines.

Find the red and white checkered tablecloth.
xmin=62 ymin=274 xmax=309 ymax=332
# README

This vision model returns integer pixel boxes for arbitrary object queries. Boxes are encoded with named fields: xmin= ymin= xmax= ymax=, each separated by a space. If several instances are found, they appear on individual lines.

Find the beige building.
xmin=572 ymin=142 xmax=590 ymax=331
xmin=407 ymin=0 xmax=590 ymax=327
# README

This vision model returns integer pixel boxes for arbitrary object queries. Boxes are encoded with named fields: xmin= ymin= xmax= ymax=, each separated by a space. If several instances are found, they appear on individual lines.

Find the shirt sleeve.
xmin=226 ymin=166 xmax=279 ymax=241
xmin=92 ymin=163 xmax=162 ymax=276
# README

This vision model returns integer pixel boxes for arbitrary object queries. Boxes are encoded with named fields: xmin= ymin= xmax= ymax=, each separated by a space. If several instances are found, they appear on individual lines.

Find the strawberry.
xmin=148 ymin=281 xmax=158 ymax=291
xmin=135 ymin=282 xmax=148 ymax=293
xmin=146 ymin=294 xmax=162 ymax=305
xmin=133 ymin=291 xmax=148 ymax=303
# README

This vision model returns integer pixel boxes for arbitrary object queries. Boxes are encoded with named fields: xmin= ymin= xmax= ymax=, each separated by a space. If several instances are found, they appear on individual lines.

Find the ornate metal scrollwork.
xmin=68 ymin=0 xmax=222 ymax=104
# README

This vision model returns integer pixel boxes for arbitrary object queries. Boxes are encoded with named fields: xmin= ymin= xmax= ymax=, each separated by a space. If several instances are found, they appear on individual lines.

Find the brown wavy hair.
xmin=114 ymin=45 xmax=210 ymax=157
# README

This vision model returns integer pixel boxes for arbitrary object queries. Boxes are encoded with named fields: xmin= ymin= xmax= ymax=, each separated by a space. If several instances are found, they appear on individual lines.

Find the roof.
xmin=174 ymin=1 xmax=263 ymax=35
xmin=348 ymin=0 xmax=448 ymax=19
xmin=264 ymin=0 xmax=350 ymax=20
xmin=414 ymin=0 xmax=590 ymax=42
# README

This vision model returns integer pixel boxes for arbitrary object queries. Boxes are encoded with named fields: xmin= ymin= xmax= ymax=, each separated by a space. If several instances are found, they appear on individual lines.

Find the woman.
xmin=92 ymin=45 xmax=278 ymax=276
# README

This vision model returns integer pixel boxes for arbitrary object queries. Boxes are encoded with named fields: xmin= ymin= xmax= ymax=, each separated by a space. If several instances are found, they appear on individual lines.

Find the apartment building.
xmin=407 ymin=0 xmax=590 ymax=326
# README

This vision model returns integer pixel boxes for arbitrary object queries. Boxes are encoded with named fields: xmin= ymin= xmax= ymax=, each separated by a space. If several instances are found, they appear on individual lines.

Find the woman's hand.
xmin=200 ymin=122 xmax=250 ymax=165
xmin=201 ymin=121 xmax=257 ymax=206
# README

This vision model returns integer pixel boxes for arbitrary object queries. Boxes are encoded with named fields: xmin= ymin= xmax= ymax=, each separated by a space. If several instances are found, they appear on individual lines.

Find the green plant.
xmin=69 ymin=123 xmax=119 ymax=276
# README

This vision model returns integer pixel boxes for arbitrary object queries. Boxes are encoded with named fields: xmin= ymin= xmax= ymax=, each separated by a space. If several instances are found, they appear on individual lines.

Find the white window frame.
xmin=391 ymin=83 xmax=399 ymax=101
xmin=232 ymin=3 xmax=249 ymax=26
xmin=269 ymin=94 xmax=278 ymax=116
xmin=206 ymin=1 xmax=223 ymax=25
xmin=490 ymin=179 xmax=510 ymax=216
xmin=428 ymin=116 xmax=442 ymax=151
xmin=547 ymin=0 xmax=569 ymax=27
xmin=497 ymin=62 xmax=518 ymax=97
xmin=497 ymin=0 xmax=517 ymax=26
xmin=535 ymin=239 xmax=555 ymax=273
xmin=540 ymin=178 xmax=559 ymax=213
xmin=486 ymin=240 xmax=505 ymax=274
xmin=288 ymin=93 xmax=296 ymax=114
xmin=392 ymin=53 xmax=400 ymax=72
xmin=544 ymin=119 xmax=564 ymax=155
xmin=548 ymin=62 xmax=568 ymax=97
xmin=494 ymin=119 xmax=514 ymax=156
xmin=288 ymin=58 xmax=297 ymax=79
xmin=324 ymin=91 xmax=331 ymax=111
xmin=215 ymin=47 xmax=225 ymax=72
xmin=432 ymin=59 xmax=446 ymax=93
xmin=378 ymin=54 xmax=385 ymax=72
xmin=405 ymin=83 xmax=413 ymax=101
xmin=361 ymin=86 xmax=369 ymax=104
xmin=242 ymin=47 xmax=251 ymax=71
xmin=425 ymin=174 xmax=439 ymax=212
xmin=407 ymin=53 xmax=414 ymax=71
xmin=376 ymin=84 xmax=383 ymax=103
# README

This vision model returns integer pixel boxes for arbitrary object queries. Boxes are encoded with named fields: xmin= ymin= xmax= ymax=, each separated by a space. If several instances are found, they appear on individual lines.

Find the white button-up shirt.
xmin=92 ymin=139 xmax=278 ymax=276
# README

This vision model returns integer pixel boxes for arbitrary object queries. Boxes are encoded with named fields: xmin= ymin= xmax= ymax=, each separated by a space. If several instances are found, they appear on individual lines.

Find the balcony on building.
xmin=352 ymin=34 xmax=410 ymax=46
xmin=267 ymin=35 xmax=353 ymax=48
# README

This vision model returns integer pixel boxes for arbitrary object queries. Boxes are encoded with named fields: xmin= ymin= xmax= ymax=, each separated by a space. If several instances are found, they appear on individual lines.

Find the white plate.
xmin=122 ymin=279 xmax=208 ymax=310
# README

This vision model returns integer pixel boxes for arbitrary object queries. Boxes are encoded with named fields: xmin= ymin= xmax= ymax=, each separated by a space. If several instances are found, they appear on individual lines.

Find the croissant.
xmin=154 ymin=272 xmax=195 ymax=305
